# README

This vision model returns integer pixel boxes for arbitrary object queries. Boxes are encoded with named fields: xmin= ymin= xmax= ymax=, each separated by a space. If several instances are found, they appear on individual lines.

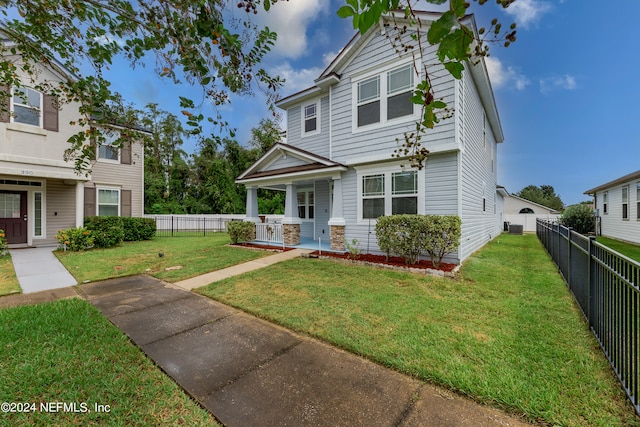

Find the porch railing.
xmin=255 ymin=223 xmax=283 ymax=244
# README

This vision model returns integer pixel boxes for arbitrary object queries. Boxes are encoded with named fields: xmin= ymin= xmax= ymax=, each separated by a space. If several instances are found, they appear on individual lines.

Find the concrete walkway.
xmin=9 ymin=246 xmax=77 ymax=293
xmin=78 ymin=275 xmax=530 ymax=427
xmin=175 ymin=248 xmax=312 ymax=290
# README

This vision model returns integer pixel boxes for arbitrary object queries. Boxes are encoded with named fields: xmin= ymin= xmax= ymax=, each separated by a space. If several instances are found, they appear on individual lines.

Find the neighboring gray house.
xmin=501 ymin=188 xmax=560 ymax=232
xmin=0 ymin=47 xmax=145 ymax=247
xmin=237 ymin=11 xmax=505 ymax=264
xmin=585 ymin=170 xmax=640 ymax=244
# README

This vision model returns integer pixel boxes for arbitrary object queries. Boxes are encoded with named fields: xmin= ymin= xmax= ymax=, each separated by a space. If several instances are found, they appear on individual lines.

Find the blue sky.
xmin=102 ymin=0 xmax=640 ymax=206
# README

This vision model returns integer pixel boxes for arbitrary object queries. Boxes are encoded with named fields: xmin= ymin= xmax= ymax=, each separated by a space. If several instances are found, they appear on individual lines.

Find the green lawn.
xmin=197 ymin=234 xmax=639 ymax=427
xmin=0 ymin=298 xmax=218 ymax=426
xmin=56 ymin=233 xmax=269 ymax=283
xmin=596 ymin=236 xmax=640 ymax=262
xmin=0 ymin=255 xmax=20 ymax=297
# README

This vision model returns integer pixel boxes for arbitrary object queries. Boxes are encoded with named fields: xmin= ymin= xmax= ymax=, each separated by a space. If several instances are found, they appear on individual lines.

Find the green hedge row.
xmin=84 ymin=216 xmax=156 ymax=249
xmin=375 ymin=214 xmax=461 ymax=267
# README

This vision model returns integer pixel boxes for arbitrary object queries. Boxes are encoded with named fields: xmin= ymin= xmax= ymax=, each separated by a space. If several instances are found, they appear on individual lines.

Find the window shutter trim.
xmin=121 ymin=189 xmax=132 ymax=217
xmin=43 ymin=94 xmax=59 ymax=132
xmin=84 ymin=187 xmax=96 ymax=219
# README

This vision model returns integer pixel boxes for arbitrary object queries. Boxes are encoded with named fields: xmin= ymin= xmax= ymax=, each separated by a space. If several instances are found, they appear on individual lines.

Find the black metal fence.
xmin=145 ymin=215 xmax=241 ymax=237
xmin=536 ymin=219 xmax=640 ymax=415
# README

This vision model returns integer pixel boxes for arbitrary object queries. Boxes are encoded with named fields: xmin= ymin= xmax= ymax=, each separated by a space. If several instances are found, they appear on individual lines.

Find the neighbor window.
xmin=12 ymin=87 xmax=42 ymax=126
xmin=97 ymin=131 xmax=120 ymax=162
xmin=519 ymin=208 xmax=535 ymax=214
xmin=603 ymin=191 xmax=608 ymax=214
xmin=355 ymin=63 xmax=416 ymax=129
xmin=297 ymin=190 xmax=314 ymax=220
xmin=637 ymin=183 xmax=640 ymax=220
xmin=360 ymin=169 xmax=419 ymax=220
xmin=303 ymin=103 xmax=318 ymax=134
xmin=98 ymin=188 xmax=120 ymax=216
xmin=622 ymin=186 xmax=629 ymax=220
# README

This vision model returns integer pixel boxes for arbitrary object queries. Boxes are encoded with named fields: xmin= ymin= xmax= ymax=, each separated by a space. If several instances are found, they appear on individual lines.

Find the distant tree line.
xmin=137 ymin=103 xmax=284 ymax=215
xmin=514 ymin=185 xmax=564 ymax=211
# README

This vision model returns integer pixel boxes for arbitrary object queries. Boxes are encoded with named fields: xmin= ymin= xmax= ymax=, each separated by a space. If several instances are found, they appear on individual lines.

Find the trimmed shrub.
xmin=227 ymin=220 xmax=255 ymax=244
xmin=0 ymin=229 xmax=7 ymax=257
xmin=122 ymin=217 xmax=156 ymax=241
xmin=55 ymin=227 xmax=94 ymax=252
xmin=84 ymin=216 xmax=125 ymax=248
xmin=560 ymin=204 xmax=595 ymax=235
xmin=375 ymin=214 xmax=461 ymax=267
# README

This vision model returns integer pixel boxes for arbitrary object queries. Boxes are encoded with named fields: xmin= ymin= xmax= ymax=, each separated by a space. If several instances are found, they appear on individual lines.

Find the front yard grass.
xmin=0 ymin=255 xmax=20 ymax=296
xmin=597 ymin=236 xmax=640 ymax=262
xmin=55 ymin=233 xmax=269 ymax=283
xmin=0 ymin=298 xmax=217 ymax=426
xmin=197 ymin=234 xmax=639 ymax=427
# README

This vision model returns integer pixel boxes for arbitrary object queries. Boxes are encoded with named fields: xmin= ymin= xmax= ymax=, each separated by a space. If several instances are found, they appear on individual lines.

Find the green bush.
xmin=84 ymin=216 xmax=125 ymax=248
xmin=375 ymin=214 xmax=461 ymax=267
xmin=55 ymin=227 xmax=94 ymax=252
xmin=0 ymin=228 xmax=8 ymax=257
xmin=560 ymin=204 xmax=595 ymax=235
xmin=227 ymin=220 xmax=255 ymax=244
xmin=122 ymin=217 xmax=156 ymax=241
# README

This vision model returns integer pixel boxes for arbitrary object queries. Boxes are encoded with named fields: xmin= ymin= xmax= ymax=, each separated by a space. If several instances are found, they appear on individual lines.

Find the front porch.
xmin=252 ymin=223 xmax=341 ymax=253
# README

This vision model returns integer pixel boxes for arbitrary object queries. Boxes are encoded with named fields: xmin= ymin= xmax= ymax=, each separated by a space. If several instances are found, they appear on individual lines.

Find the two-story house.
xmin=237 ymin=11 xmax=504 ymax=264
xmin=0 ymin=46 xmax=145 ymax=247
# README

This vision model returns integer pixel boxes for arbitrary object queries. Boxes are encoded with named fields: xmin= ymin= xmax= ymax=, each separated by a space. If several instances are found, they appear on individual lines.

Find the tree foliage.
xmin=560 ymin=204 xmax=595 ymax=235
xmin=515 ymin=185 xmax=564 ymax=211
xmin=338 ymin=0 xmax=516 ymax=168
xmin=0 ymin=0 xmax=283 ymax=171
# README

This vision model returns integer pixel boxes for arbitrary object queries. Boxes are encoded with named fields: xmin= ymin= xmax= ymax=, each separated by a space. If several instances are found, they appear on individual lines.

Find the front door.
xmin=0 ymin=191 xmax=27 ymax=244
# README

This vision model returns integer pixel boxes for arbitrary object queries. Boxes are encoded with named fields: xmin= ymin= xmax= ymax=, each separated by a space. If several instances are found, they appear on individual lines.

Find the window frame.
xmin=97 ymin=131 xmax=121 ymax=163
xmin=351 ymin=61 xmax=419 ymax=132
xmin=622 ymin=185 xmax=629 ymax=220
xmin=97 ymin=187 xmax=121 ymax=217
xmin=296 ymin=189 xmax=314 ymax=221
xmin=11 ymin=87 xmax=42 ymax=127
xmin=602 ymin=191 xmax=608 ymax=214
xmin=301 ymin=100 xmax=320 ymax=137
xmin=637 ymin=183 xmax=640 ymax=220
xmin=356 ymin=164 xmax=424 ymax=223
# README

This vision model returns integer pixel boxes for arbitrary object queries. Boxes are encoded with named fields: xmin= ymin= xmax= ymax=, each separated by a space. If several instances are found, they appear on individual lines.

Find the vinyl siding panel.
xmin=263 ymin=154 xmax=312 ymax=172
xmin=89 ymin=141 xmax=144 ymax=217
xmin=44 ymin=179 xmax=76 ymax=245
xmin=286 ymin=96 xmax=330 ymax=158
xmin=459 ymin=67 xmax=501 ymax=261
xmin=314 ymin=180 xmax=331 ymax=240
xmin=597 ymin=183 xmax=640 ymax=244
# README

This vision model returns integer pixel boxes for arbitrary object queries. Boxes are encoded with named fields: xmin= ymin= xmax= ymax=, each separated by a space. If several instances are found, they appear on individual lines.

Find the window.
xmin=303 ymin=103 xmax=318 ymax=134
xmin=297 ymin=190 xmax=314 ymax=220
xmin=637 ymin=183 xmax=640 ymax=220
xmin=391 ymin=171 xmax=417 ymax=214
xmin=360 ymin=169 xmax=420 ymax=220
xmin=622 ymin=186 xmax=629 ymax=220
xmin=34 ymin=192 xmax=43 ymax=237
xmin=603 ymin=191 xmax=608 ymax=214
xmin=354 ymin=64 xmax=416 ymax=129
xmin=98 ymin=188 xmax=120 ymax=216
xmin=0 ymin=193 xmax=21 ymax=218
xmin=519 ymin=208 xmax=535 ymax=214
xmin=12 ymin=87 xmax=41 ymax=126
xmin=97 ymin=131 xmax=120 ymax=162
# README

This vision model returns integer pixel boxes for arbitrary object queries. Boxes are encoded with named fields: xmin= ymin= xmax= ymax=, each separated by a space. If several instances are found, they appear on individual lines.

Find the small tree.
xmin=560 ymin=204 xmax=595 ymax=235
xmin=422 ymin=215 xmax=461 ymax=268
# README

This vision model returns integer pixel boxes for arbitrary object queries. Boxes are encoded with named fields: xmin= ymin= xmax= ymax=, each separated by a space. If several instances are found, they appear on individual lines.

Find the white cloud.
xmin=270 ymin=62 xmax=324 ymax=94
xmin=539 ymin=74 xmax=577 ymax=93
xmin=257 ymin=0 xmax=329 ymax=59
xmin=485 ymin=56 xmax=530 ymax=91
xmin=503 ymin=0 xmax=552 ymax=28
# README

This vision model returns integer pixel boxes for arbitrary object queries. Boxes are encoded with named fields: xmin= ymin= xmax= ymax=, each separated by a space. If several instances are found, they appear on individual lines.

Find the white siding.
xmin=263 ymin=155 xmax=311 ymax=172
xmin=314 ymin=180 xmax=331 ymax=240
xmin=286 ymin=96 xmax=330 ymax=158
xmin=45 ymin=179 xmax=77 ymax=245
xmin=597 ymin=182 xmax=640 ymax=244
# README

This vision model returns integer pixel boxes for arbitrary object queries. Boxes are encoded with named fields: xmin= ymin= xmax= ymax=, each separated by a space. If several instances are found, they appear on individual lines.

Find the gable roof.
xmin=236 ymin=143 xmax=347 ymax=184
xmin=275 ymin=10 xmax=503 ymax=143
xmin=506 ymin=193 xmax=560 ymax=214
xmin=584 ymin=170 xmax=640 ymax=195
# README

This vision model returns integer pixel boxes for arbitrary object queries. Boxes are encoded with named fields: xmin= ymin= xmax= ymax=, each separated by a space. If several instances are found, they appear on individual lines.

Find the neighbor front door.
xmin=0 ymin=191 xmax=27 ymax=244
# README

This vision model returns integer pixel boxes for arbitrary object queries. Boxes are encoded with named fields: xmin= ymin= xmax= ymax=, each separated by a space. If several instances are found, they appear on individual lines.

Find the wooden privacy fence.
xmin=536 ymin=219 xmax=640 ymax=415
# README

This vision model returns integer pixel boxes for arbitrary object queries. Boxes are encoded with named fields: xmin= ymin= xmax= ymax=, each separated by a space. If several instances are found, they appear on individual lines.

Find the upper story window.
xmin=97 ymin=131 xmax=120 ymax=163
xmin=622 ymin=186 xmax=629 ymax=220
xmin=354 ymin=63 xmax=416 ymax=130
xmin=12 ymin=87 xmax=42 ymax=127
xmin=303 ymin=103 xmax=318 ymax=135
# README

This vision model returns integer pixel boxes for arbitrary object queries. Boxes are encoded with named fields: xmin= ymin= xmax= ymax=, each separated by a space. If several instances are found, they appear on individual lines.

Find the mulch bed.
xmin=310 ymin=251 xmax=458 ymax=273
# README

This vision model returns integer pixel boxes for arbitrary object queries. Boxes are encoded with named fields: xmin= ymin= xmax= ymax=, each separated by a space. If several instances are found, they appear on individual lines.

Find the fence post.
xmin=567 ymin=227 xmax=572 ymax=287
xmin=588 ymin=235 xmax=596 ymax=329
xmin=171 ymin=215 xmax=175 ymax=237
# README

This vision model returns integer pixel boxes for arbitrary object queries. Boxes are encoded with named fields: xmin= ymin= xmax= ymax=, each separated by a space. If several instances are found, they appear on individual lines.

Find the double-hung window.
xmin=12 ymin=87 xmax=42 ymax=126
xmin=98 ymin=188 xmax=120 ymax=216
xmin=355 ymin=63 xmax=416 ymax=129
xmin=98 ymin=131 xmax=120 ymax=162
xmin=360 ymin=168 xmax=420 ymax=221
xmin=303 ymin=103 xmax=318 ymax=134
xmin=622 ymin=186 xmax=629 ymax=220
xmin=297 ymin=190 xmax=314 ymax=220
xmin=637 ymin=183 xmax=640 ymax=220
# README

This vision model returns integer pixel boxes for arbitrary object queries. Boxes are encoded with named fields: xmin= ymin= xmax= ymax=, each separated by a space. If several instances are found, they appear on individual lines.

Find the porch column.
xmin=244 ymin=186 xmax=261 ymax=223
xmin=282 ymin=183 xmax=301 ymax=245
xmin=75 ymin=181 xmax=84 ymax=227
xmin=328 ymin=176 xmax=346 ymax=251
